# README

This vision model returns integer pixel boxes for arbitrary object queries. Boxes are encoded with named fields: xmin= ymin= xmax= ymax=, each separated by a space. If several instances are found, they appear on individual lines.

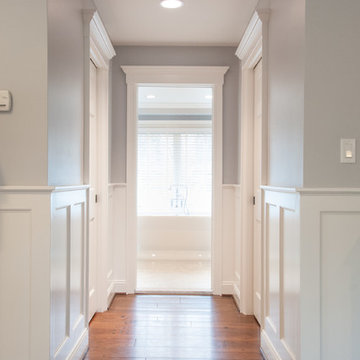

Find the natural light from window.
xmin=137 ymin=86 xmax=213 ymax=216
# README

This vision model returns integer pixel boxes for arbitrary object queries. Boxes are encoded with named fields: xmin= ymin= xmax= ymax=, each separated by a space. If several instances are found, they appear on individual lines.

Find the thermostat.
xmin=0 ymin=90 xmax=12 ymax=112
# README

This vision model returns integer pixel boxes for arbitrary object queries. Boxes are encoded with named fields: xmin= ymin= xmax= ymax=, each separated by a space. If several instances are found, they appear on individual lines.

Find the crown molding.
xmin=236 ymin=8 xmax=270 ymax=61
xmin=89 ymin=11 xmax=116 ymax=61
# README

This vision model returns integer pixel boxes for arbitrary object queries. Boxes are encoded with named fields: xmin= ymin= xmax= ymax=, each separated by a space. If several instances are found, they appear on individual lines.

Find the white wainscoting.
xmin=261 ymin=187 xmax=300 ymax=360
xmin=233 ymin=185 xmax=242 ymax=309
xmin=0 ymin=186 xmax=89 ymax=360
xmin=0 ymin=188 xmax=52 ymax=360
xmin=299 ymin=189 xmax=360 ymax=360
xmin=108 ymin=184 xmax=127 ymax=294
xmin=222 ymin=185 xmax=236 ymax=294
xmin=261 ymin=187 xmax=360 ymax=360
xmin=50 ymin=187 xmax=89 ymax=360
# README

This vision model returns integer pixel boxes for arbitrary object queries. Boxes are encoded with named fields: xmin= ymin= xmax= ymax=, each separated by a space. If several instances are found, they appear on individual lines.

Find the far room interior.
xmin=136 ymin=85 xmax=213 ymax=292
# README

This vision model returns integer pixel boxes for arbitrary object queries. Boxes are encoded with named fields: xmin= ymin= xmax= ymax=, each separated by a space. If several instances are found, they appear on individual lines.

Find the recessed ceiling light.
xmin=160 ymin=0 xmax=184 ymax=9
xmin=205 ymin=95 xmax=213 ymax=100
xmin=146 ymin=94 xmax=156 ymax=99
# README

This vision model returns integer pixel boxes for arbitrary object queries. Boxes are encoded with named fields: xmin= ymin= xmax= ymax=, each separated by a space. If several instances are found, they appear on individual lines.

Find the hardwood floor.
xmin=84 ymin=294 xmax=263 ymax=360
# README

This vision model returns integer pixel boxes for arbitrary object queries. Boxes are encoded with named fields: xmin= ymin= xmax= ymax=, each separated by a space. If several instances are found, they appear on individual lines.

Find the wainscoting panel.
xmin=233 ymin=185 xmax=242 ymax=309
xmin=262 ymin=188 xmax=300 ymax=360
xmin=108 ymin=184 xmax=127 ymax=296
xmin=51 ymin=188 xmax=88 ymax=360
xmin=0 ymin=210 xmax=32 ymax=360
xmin=300 ymin=190 xmax=360 ymax=360
xmin=262 ymin=187 xmax=360 ymax=360
xmin=221 ymin=185 xmax=236 ymax=295
xmin=321 ymin=212 xmax=360 ymax=360
xmin=0 ymin=189 xmax=52 ymax=360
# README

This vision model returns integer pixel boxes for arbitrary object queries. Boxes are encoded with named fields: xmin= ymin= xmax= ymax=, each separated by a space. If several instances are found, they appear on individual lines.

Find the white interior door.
xmin=253 ymin=59 xmax=263 ymax=324
xmin=88 ymin=60 xmax=98 ymax=321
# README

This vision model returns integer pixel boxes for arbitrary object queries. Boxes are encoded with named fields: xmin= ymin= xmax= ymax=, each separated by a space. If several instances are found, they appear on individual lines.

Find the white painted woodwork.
xmin=108 ymin=184 xmax=127 ymax=294
xmin=84 ymin=10 xmax=115 ymax=314
xmin=50 ymin=188 xmax=89 ymax=360
xmin=221 ymin=185 xmax=236 ymax=295
xmin=261 ymin=186 xmax=360 ymax=360
xmin=233 ymin=185 xmax=242 ymax=309
xmin=0 ymin=190 xmax=51 ymax=360
xmin=236 ymin=8 xmax=270 ymax=315
xmin=261 ymin=187 xmax=300 ymax=360
xmin=88 ymin=59 xmax=98 ymax=321
xmin=0 ymin=187 xmax=89 ymax=360
xmin=121 ymin=66 xmax=228 ymax=295
xmin=253 ymin=59 xmax=263 ymax=324
xmin=300 ymin=190 xmax=360 ymax=360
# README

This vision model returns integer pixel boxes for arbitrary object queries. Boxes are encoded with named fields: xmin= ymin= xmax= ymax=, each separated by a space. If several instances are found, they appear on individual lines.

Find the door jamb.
xmin=236 ymin=8 xmax=270 ymax=320
xmin=122 ymin=66 xmax=228 ymax=295
xmin=83 ymin=11 xmax=115 ymax=314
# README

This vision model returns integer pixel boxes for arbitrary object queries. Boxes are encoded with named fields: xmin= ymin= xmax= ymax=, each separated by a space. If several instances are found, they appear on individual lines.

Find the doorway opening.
xmin=136 ymin=85 xmax=213 ymax=292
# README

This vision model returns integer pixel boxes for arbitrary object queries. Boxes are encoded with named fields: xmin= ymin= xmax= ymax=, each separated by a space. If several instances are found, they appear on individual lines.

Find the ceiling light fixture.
xmin=146 ymin=94 xmax=156 ymax=99
xmin=160 ymin=0 xmax=184 ymax=9
xmin=205 ymin=95 xmax=213 ymax=100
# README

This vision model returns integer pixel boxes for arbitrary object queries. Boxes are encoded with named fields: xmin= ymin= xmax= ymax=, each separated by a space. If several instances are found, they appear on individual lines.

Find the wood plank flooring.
xmin=84 ymin=294 xmax=263 ymax=360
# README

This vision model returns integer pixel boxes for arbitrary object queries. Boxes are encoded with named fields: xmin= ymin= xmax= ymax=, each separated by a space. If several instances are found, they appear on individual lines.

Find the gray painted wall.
xmin=47 ymin=0 xmax=90 ymax=186
xmin=110 ymin=46 xmax=240 ymax=184
xmin=304 ymin=0 xmax=360 ymax=187
xmin=267 ymin=0 xmax=305 ymax=187
xmin=0 ymin=0 xmax=48 ymax=186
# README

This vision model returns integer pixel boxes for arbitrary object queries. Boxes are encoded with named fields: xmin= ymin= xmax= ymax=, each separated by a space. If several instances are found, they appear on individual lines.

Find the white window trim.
xmin=122 ymin=66 xmax=228 ymax=295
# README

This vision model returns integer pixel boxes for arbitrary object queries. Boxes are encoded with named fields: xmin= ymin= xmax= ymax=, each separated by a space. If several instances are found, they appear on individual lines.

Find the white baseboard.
xmin=107 ymin=281 xmax=116 ymax=307
xmin=111 ymin=280 xmax=126 ymax=293
xmin=221 ymin=281 xmax=234 ymax=295
xmin=138 ymin=250 xmax=211 ymax=261
xmin=232 ymin=282 xmax=241 ymax=311
xmin=67 ymin=329 xmax=89 ymax=360
xmin=261 ymin=330 xmax=282 ymax=360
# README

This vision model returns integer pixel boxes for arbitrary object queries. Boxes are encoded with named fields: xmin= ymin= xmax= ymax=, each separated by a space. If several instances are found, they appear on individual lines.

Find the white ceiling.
xmin=138 ymin=86 xmax=212 ymax=109
xmin=93 ymin=0 xmax=258 ymax=46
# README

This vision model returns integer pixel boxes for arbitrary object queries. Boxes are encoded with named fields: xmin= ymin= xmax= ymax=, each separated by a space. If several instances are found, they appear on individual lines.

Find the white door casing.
xmin=83 ymin=10 xmax=116 ymax=316
xmin=253 ymin=58 xmax=263 ymax=324
xmin=122 ymin=66 xmax=228 ymax=295
xmin=236 ymin=8 xmax=270 ymax=316
xmin=88 ymin=59 xmax=98 ymax=321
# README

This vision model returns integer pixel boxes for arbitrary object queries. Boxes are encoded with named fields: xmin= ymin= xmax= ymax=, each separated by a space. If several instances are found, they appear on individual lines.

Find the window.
xmin=137 ymin=121 xmax=212 ymax=216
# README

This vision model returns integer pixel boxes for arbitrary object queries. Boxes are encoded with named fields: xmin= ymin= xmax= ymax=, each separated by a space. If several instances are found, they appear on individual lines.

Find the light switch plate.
xmin=340 ymin=138 xmax=356 ymax=163
xmin=0 ymin=90 xmax=12 ymax=112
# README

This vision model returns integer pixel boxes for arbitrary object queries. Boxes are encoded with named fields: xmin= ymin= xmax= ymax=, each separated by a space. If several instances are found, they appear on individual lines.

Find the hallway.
xmin=85 ymin=295 xmax=263 ymax=359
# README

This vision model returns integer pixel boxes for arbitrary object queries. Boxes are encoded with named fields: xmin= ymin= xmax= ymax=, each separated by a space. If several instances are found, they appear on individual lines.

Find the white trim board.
xmin=121 ymin=65 xmax=228 ymax=295
xmin=236 ymin=7 xmax=270 ymax=317
xmin=82 ymin=10 xmax=116 ymax=317
xmin=261 ymin=185 xmax=360 ymax=195
xmin=0 ymin=185 xmax=89 ymax=193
